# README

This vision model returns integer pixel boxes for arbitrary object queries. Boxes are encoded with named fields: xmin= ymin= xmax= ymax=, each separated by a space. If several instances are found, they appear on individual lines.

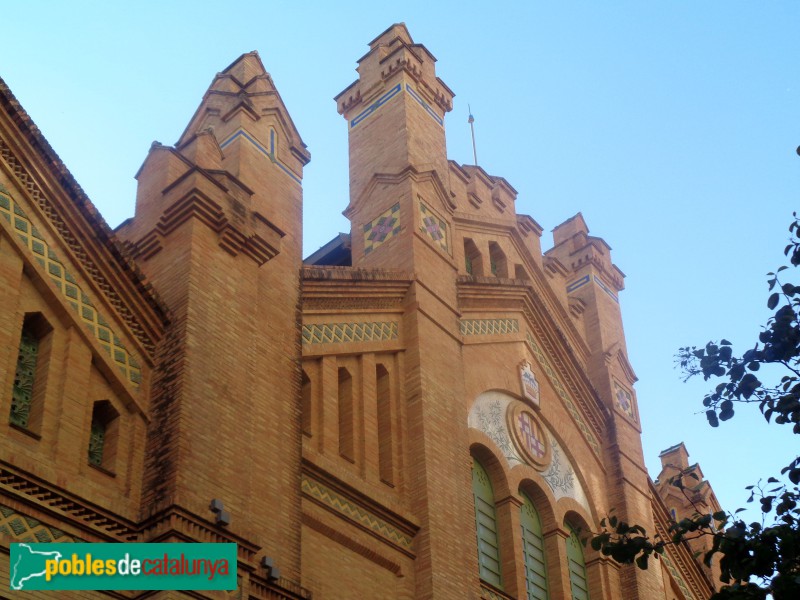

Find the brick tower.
xmin=547 ymin=214 xmax=664 ymax=599
xmin=116 ymin=52 xmax=310 ymax=589
xmin=332 ymin=23 xmax=479 ymax=599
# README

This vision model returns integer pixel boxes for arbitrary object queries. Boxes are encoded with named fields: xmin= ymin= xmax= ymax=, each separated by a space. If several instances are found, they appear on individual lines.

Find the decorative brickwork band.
xmin=525 ymin=332 xmax=601 ymax=456
xmin=460 ymin=318 xmax=519 ymax=336
xmin=0 ymin=188 xmax=142 ymax=387
xmin=301 ymin=321 xmax=399 ymax=345
xmin=300 ymin=476 xmax=413 ymax=551
xmin=0 ymin=467 xmax=137 ymax=540
xmin=0 ymin=504 xmax=81 ymax=543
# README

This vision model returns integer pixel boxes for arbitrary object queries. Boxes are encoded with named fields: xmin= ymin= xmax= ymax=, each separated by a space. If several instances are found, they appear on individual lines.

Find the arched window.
xmin=472 ymin=456 xmax=502 ymax=588
xmin=520 ymin=491 xmax=548 ymax=599
xmin=565 ymin=523 xmax=590 ymax=600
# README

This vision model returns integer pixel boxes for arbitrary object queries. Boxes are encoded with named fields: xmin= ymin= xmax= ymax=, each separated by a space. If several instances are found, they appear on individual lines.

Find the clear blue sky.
xmin=3 ymin=1 xmax=797 ymax=525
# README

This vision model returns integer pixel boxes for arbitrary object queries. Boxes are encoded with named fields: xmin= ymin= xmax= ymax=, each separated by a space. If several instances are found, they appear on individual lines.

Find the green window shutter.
xmin=520 ymin=492 xmax=548 ymax=600
xmin=10 ymin=327 xmax=39 ymax=428
xmin=566 ymin=524 xmax=590 ymax=600
xmin=472 ymin=457 xmax=502 ymax=588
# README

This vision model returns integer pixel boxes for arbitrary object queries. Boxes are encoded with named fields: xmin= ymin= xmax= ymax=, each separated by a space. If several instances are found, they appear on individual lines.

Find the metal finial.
xmin=468 ymin=104 xmax=478 ymax=166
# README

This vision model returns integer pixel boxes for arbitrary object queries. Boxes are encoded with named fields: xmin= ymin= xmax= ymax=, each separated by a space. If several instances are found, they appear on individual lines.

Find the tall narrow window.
xmin=566 ymin=523 xmax=590 ymax=600
xmin=472 ymin=457 xmax=502 ymax=588
xmin=338 ymin=368 xmax=354 ymax=462
xmin=301 ymin=369 xmax=312 ymax=437
xmin=464 ymin=238 xmax=484 ymax=276
xmin=376 ymin=364 xmax=393 ymax=485
xmin=88 ymin=400 xmax=119 ymax=473
xmin=10 ymin=313 xmax=51 ymax=433
xmin=10 ymin=326 xmax=38 ymax=428
xmin=520 ymin=492 xmax=548 ymax=600
xmin=489 ymin=242 xmax=508 ymax=278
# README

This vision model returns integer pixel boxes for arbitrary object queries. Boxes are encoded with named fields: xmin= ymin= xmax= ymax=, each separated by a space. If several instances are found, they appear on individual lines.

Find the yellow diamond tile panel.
xmin=418 ymin=202 xmax=449 ymax=254
xmin=363 ymin=202 xmax=401 ymax=255
xmin=0 ymin=504 xmax=82 ymax=543
xmin=301 ymin=476 xmax=412 ymax=550
xmin=526 ymin=332 xmax=601 ymax=457
xmin=0 ymin=188 xmax=141 ymax=387
xmin=302 ymin=321 xmax=399 ymax=345
xmin=460 ymin=318 xmax=519 ymax=336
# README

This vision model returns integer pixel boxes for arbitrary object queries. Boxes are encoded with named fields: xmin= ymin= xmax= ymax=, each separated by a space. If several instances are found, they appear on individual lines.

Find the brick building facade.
xmin=0 ymin=23 xmax=719 ymax=599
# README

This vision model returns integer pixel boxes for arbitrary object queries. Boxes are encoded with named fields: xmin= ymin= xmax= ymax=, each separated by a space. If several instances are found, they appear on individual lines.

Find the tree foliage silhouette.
xmin=591 ymin=214 xmax=800 ymax=599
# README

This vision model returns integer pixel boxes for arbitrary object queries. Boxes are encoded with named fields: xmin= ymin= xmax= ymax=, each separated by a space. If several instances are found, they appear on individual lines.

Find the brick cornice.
xmin=0 ymin=462 xmax=138 ymax=541
xmin=0 ymin=80 xmax=168 ymax=357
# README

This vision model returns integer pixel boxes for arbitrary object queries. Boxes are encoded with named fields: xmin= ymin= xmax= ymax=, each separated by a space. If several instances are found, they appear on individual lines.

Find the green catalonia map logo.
xmin=10 ymin=542 xmax=237 ymax=591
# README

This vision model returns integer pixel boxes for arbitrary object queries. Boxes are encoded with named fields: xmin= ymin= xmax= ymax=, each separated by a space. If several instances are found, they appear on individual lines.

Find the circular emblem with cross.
xmin=507 ymin=403 xmax=551 ymax=469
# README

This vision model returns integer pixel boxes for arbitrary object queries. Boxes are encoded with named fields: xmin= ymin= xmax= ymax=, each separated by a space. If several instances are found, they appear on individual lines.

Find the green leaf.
xmin=635 ymin=554 xmax=649 ymax=570
xmin=767 ymin=292 xmax=780 ymax=309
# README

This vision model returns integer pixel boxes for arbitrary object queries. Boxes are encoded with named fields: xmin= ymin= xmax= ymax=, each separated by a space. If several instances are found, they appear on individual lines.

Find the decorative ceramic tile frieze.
xmin=418 ymin=202 xmax=449 ymax=254
xmin=0 ymin=504 xmax=81 ymax=543
xmin=613 ymin=380 xmax=636 ymax=421
xmin=460 ymin=319 xmax=519 ymax=336
xmin=364 ymin=203 xmax=400 ymax=255
xmin=301 ymin=321 xmax=399 ymax=345
xmin=0 ymin=188 xmax=141 ymax=387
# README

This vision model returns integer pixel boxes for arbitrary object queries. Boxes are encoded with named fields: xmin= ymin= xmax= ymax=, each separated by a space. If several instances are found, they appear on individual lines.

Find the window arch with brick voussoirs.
xmin=472 ymin=455 xmax=503 ymax=589
xmin=520 ymin=490 xmax=549 ymax=600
